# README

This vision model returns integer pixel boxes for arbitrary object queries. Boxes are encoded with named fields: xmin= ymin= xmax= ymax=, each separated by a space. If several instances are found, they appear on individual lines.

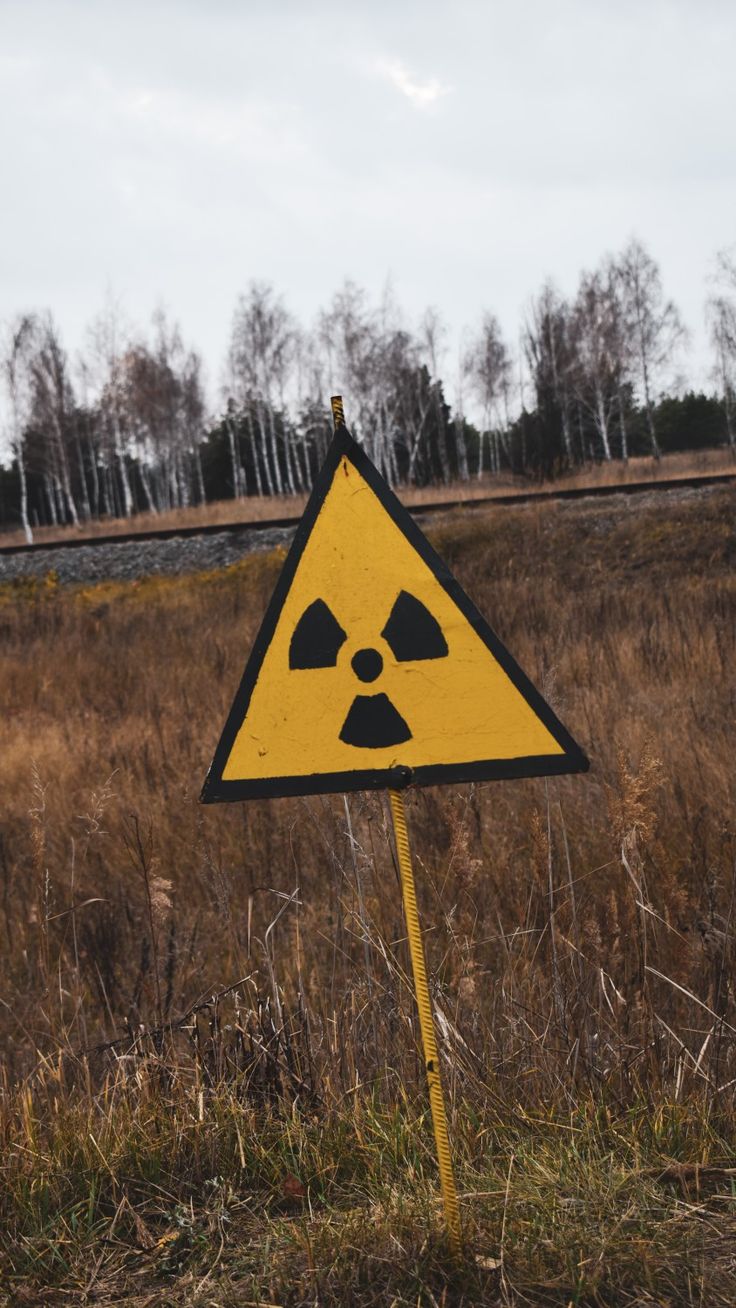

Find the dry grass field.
xmin=1 ymin=445 xmax=734 ymax=550
xmin=1 ymin=485 xmax=736 ymax=1304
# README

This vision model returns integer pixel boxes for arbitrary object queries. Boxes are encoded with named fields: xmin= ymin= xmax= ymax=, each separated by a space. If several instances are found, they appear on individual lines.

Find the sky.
xmin=2 ymin=0 xmax=734 ymax=416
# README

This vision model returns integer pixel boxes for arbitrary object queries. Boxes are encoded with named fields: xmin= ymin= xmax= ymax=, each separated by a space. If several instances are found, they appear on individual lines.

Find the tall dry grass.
xmin=1 ymin=486 xmax=735 ymax=1302
xmin=1 ymin=488 xmax=734 ymax=1094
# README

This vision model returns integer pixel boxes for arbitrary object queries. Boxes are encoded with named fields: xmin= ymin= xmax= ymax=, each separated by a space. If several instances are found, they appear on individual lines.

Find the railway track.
xmin=1 ymin=467 xmax=735 ymax=558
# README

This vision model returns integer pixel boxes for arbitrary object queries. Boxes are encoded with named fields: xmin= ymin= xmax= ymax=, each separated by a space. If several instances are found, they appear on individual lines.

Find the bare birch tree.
xmin=317 ymin=281 xmax=383 ymax=466
xmin=29 ymin=315 xmax=80 ymax=525
xmin=2 ymin=314 xmax=37 ymax=541
xmin=707 ymin=249 xmax=736 ymax=448
xmin=316 ymin=281 xmax=451 ymax=484
xmin=571 ymin=269 xmax=623 ymax=461
xmin=602 ymin=256 xmax=633 ymax=461
xmin=463 ymin=313 xmax=512 ymax=475
xmin=525 ymin=285 xmax=575 ymax=460
xmin=615 ymin=239 xmax=685 ymax=459
xmin=524 ymin=283 xmax=576 ymax=469
xmin=85 ymin=295 xmax=135 ymax=517
xmin=418 ymin=307 xmax=456 ymax=481
xmin=227 ymin=283 xmax=299 ymax=496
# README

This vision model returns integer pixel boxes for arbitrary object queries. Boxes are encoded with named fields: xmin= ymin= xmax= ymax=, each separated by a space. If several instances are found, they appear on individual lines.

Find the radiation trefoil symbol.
xmin=289 ymin=590 xmax=448 ymax=748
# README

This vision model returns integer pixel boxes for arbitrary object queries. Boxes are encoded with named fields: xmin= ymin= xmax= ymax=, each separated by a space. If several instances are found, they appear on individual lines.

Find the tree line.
xmin=2 ymin=237 xmax=735 ymax=540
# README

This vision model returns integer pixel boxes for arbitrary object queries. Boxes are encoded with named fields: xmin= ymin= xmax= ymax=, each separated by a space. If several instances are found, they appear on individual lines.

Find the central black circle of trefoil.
xmin=351 ymin=647 xmax=383 ymax=683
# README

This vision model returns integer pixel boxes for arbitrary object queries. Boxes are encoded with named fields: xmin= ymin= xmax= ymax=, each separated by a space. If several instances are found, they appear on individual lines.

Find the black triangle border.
xmin=201 ymin=426 xmax=589 ymax=801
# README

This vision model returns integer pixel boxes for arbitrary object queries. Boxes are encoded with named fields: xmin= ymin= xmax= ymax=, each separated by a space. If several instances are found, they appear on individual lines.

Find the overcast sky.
xmin=2 ymin=0 xmax=734 ymax=412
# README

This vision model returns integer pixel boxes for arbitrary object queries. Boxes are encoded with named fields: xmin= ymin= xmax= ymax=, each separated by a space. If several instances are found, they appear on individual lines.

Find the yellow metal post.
xmin=330 ymin=394 xmax=461 ymax=1249
xmin=389 ymin=787 xmax=462 ymax=1254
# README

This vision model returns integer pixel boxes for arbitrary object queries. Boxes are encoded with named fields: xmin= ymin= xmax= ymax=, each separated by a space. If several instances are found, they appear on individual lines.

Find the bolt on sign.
xmin=202 ymin=399 xmax=589 ymax=1252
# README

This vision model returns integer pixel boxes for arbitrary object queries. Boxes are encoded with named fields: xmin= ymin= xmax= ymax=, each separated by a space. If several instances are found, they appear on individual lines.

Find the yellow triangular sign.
xmin=202 ymin=427 xmax=588 ymax=800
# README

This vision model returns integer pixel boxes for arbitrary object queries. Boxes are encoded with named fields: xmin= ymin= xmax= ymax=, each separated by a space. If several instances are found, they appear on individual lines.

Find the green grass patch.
xmin=3 ymin=1084 xmax=736 ymax=1305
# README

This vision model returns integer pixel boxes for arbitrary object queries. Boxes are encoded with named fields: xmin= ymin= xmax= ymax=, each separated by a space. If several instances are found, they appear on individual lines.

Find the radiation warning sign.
xmin=201 ymin=426 xmax=588 ymax=800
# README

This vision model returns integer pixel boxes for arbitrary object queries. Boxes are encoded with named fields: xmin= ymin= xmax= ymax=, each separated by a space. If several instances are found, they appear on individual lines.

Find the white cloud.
xmin=377 ymin=58 xmax=450 ymax=109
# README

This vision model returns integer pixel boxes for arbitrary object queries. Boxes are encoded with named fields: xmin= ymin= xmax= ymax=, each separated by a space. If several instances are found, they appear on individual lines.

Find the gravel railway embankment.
xmin=0 ymin=524 xmax=296 ymax=586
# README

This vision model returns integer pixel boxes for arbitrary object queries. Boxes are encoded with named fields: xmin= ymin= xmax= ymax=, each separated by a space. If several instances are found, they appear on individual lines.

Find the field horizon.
xmin=1 ymin=444 xmax=733 ymax=552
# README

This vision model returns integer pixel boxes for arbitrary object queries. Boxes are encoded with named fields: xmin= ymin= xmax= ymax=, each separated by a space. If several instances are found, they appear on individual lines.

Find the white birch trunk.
xmin=194 ymin=445 xmax=206 ymax=505
xmin=595 ymin=386 xmax=612 ymax=460
xmin=226 ymin=417 xmax=241 ymax=497
xmin=617 ymin=388 xmax=628 ymax=462
xmin=18 ymin=452 xmax=32 ymax=542
xmin=455 ymin=419 xmax=469 ymax=480
xmin=75 ymin=434 xmax=92 ymax=519
xmin=139 ymin=465 xmax=157 ymax=513
xmin=264 ymin=401 xmax=283 ymax=495
xmin=272 ymin=406 xmax=295 ymax=495
xmin=112 ymin=414 xmax=133 ymax=517
xmin=245 ymin=409 xmax=264 ymax=496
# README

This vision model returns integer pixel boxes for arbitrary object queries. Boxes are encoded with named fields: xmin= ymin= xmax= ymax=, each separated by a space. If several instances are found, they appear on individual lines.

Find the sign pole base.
xmin=388 ymin=788 xmax=462 ymax=1255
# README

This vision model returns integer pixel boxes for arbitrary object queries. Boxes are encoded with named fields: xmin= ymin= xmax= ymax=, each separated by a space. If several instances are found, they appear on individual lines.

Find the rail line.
xmin=1 ymin=468 xmax=734 ymax=557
